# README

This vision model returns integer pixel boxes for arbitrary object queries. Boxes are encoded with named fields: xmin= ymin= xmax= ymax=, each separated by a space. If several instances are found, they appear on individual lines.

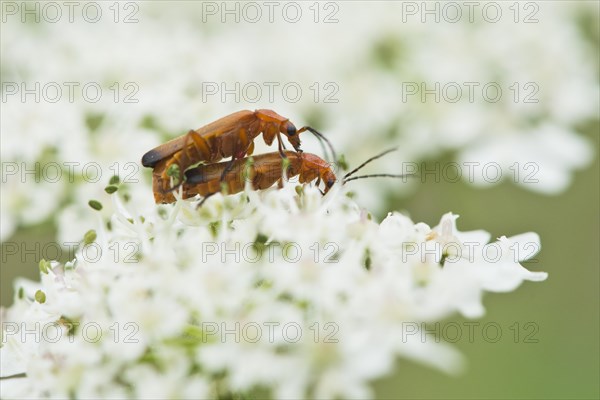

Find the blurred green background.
xmin=374 ymin=124 xmax=600 ymax=399
xmin=2 ymin=126 xmax=597 ymax=399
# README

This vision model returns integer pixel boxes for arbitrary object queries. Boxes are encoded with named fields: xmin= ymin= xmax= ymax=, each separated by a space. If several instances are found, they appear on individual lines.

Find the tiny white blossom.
xmin=1 ymin=183 xmax=546 ymax=399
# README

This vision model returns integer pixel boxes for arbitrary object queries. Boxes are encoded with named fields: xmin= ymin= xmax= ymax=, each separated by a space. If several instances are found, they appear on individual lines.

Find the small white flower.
xmin=1 ymin=183 xmax=546 ymax=398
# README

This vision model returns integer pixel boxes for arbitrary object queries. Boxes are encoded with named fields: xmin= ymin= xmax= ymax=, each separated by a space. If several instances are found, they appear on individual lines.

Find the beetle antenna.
xmin=343 ymin=147 xmax=398 ymax=179
xmin=315 ymin=133 xmax=329 ymax=163
xmin=299 ymin=126 xmax=337 ymax=164
xmin=343 ymin=173 xmax=414 ymax=184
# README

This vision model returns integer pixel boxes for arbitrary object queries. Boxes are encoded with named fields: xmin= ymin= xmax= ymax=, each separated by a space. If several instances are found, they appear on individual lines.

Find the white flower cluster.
xmin=1 ymin=184 xmax=547 ymax=399
xmin=1 ymin=2 xmax=597 ymax=240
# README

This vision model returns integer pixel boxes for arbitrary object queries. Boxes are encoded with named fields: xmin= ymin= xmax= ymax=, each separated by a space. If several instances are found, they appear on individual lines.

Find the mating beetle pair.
xmin=142 ymin=109 xmax=403 ymax=204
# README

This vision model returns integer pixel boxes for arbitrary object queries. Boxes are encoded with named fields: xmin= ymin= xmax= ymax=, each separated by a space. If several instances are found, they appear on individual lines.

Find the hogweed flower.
xmin=0 ymin=181 xmax=547 ymax=399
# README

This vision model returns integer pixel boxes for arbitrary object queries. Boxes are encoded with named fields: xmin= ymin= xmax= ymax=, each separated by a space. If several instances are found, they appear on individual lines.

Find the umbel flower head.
xmin=0 ymin=182 xmax=547 ymax=399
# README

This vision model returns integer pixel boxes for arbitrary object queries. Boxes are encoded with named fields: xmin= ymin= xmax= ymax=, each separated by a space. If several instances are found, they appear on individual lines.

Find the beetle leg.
xmin=220 ymin=156 xmax=237 ymax=182
xmin=190 ymin=130 xmax=212 ymax=162
xmin=246 ymin=141 xmax=255 ymax=156
xmin=195 ymin=192 xmax=218 ymax=209
xmin=235 ymin=127 xmax=250 ymax=158
xmin=165 ymin=131 xmax=214 ymax=194
xmin=315 ymin=176 xmax=326 ymax=195
xmin=163 ymin=130 xmax=195 ymax=191
xmin=277 ymin=132 xmax=287 ymax=159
